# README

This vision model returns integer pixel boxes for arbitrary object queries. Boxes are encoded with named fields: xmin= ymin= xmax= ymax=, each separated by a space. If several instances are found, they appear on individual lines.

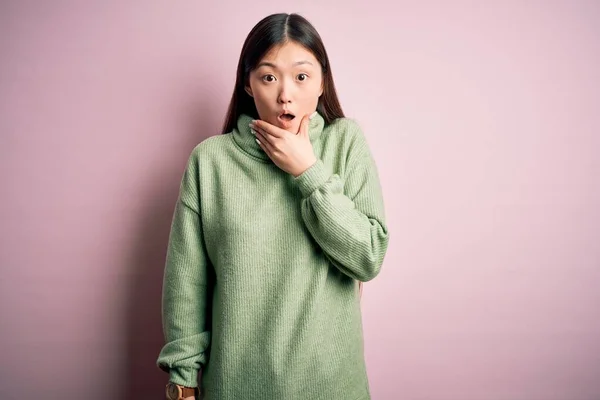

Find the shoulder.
xmin=183 ymin=134 xmax=231 ymax=167
xmin=173 ymin=135 xmax=229 ymax=187
xmin=327 ymin=117 xmax=368 ymax=143
xmin=177 ymin=135 xmax=231 ymax=196
xmin=328 ymin=117 xmax=363 ymax=135
xmin=325 ymin=117 xmax=370 ymax=154
xmin=190 ymin=134 xmax=230 ymax=158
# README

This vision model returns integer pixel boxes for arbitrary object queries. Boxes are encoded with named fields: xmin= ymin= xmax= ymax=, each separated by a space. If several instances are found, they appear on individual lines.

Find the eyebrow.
xmin=256 ymin=60 xmax=314 ymax=69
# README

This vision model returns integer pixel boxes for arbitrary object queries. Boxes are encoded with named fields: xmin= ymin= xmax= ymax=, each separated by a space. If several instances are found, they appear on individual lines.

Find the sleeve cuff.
xmin=169 ymin=366 xmax=199 ymax=388
xmin=293 ymin=159 xmax=332 ymax=198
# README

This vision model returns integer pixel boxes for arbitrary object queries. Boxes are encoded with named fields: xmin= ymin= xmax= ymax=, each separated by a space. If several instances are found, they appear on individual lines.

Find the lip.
xmin=277 ymin=111 xmax=296 ymax=129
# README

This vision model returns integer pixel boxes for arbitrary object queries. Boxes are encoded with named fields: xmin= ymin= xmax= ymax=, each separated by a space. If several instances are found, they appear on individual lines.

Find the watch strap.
xmin=166 ymin=382 xmax=199 ymax=400
xmin=180 ymin=385 xmax=198 ymax=398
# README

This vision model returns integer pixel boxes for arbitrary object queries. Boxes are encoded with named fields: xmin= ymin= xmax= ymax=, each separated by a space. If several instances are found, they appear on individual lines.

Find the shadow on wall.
xmin=121 ymin=94 xmax=220 ymax=398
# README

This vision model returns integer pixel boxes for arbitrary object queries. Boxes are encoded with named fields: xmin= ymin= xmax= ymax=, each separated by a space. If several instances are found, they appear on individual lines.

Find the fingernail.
xmin=250 ymin=128 xmax=255 ymax=135
xmin=255 ymin=138 xmax=260 ymax=144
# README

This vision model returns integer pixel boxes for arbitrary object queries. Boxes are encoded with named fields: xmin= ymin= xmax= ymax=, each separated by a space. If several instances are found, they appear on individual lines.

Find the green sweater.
xmin=156 ymin=111 xmax=389 ymax=400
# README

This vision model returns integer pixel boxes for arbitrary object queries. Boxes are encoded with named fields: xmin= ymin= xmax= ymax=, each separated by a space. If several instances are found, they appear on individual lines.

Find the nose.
xmin=277 ymin=80 xmax=292 ymax=104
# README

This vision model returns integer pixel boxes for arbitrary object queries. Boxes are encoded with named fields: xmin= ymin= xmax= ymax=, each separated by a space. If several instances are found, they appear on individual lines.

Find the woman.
xmin=157 ymin=12 xmax=389 ymax=400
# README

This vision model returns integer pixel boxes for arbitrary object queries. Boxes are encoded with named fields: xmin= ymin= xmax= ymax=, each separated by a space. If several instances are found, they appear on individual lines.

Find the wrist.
xmin=293 ymin=157 xmax=318 ymax=178
xmin=165 ymin=382 xmax=198 ymax=400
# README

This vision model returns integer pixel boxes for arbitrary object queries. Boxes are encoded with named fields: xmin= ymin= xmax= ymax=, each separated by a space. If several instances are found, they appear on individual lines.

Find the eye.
xmin=262 ymin=74 xmax=276 ymax=83
xmin=297 ymin=73 xmax=308 ymax=81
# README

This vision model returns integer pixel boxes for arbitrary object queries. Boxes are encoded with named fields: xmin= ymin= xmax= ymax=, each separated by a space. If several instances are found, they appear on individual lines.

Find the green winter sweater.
xmin=156 ymin=111 xmax=389 ymax=400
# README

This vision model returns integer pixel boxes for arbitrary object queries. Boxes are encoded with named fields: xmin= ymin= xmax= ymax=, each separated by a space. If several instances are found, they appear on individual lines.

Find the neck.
xmin=231 ymin=112 xmax=326 ymax=162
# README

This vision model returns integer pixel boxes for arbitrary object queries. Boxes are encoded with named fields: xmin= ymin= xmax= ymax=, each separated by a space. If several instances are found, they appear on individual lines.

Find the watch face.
xmin=165 ymin=383 xmax=180 ymax=400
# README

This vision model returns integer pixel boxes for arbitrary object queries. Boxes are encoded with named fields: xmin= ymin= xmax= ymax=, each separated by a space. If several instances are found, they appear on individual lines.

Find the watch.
xmin=165 ymin=382 xmax=199 ymax=400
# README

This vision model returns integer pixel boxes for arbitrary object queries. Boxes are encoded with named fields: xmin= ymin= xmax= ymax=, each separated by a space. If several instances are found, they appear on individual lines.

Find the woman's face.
xmin=246 ymin=41 xmax=323 ymax=132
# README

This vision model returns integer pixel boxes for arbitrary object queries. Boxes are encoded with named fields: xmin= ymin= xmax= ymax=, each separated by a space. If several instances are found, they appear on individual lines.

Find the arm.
xmin=293 ymin=120 xmax=390 ymax=282
xmin=156 ymin=149 xmax=213 ymax=388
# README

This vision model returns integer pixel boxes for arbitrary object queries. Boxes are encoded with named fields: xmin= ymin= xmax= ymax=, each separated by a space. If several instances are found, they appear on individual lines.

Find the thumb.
xmin=298 ymin=114 xmax=310 ymax=137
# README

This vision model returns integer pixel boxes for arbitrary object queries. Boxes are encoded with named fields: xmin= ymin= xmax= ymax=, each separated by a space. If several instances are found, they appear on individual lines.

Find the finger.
xmin=252 ymin=120 xmax=286 ymax=138
xmin=297 ymin=114 xmax=310 ymax=137
xmin=252 ymin=126 xmax=276 ymax=146
xmin=255 ymin=134 xmax=274 ymax=155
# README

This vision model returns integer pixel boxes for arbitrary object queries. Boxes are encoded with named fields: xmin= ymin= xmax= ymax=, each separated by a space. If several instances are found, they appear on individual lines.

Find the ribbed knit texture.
xmin=156 ymin=111 xmax=389 ymax=400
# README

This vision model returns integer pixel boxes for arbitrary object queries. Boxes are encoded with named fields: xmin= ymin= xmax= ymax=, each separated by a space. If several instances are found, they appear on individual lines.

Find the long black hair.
xmin=221 ymin=13 xmax=345 ymax=134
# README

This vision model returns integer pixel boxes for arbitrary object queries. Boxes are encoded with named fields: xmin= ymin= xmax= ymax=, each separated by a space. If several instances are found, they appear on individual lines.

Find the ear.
xmin=245 ymin=85 xmax=253 ymax=97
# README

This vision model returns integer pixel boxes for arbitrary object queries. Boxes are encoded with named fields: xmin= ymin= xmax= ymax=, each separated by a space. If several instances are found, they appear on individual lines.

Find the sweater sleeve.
xmin=293 ymin=120 xmax=390 ymax=282
xmin=156 ymin=149 xmax=213 ymax=387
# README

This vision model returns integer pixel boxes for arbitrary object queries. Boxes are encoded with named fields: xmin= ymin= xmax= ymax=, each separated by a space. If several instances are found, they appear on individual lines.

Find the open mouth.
xmin=279 ymin=113 xmax=296 ymax=121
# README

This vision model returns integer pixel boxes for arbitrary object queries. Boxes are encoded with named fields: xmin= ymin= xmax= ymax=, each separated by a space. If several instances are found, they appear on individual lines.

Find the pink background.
xmin=1 ymin=1 xmax=599 ymax=399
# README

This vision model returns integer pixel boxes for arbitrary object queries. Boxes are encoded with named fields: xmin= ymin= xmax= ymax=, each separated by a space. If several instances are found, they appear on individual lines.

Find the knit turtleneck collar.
xmin=231 ymin=111 xmax=326 ymax=162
